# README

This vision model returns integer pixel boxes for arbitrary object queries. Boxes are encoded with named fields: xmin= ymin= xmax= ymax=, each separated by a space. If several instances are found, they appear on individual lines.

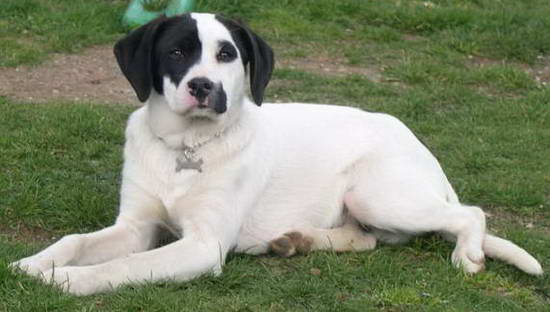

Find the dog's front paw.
xmin=10 ymin=256 xmax=54 ymax=277
xmin=41 ymin=266 xmax=99 ymax=296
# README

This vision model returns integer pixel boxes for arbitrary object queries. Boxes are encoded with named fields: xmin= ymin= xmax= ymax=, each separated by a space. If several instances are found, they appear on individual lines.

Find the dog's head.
xmin=114 ymin=13 xmax=274 ymax=118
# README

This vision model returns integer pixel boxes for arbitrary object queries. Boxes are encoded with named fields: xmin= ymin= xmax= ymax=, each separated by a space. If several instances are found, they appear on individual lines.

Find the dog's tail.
xmin=483 ymin=233 xmax=543 ymax=275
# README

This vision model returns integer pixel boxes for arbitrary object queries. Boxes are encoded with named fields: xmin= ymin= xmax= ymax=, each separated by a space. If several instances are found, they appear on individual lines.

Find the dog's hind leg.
xmin=269 ymin=216 xmax=376 ymax=257
xmin=343 ymin=162 xmax=487 ymax=274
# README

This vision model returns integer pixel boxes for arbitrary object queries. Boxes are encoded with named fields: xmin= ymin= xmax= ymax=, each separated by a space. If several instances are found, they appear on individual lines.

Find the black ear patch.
xmin=216 ymin=16 xmax=275 ymax=106
xmin=114 ymin=16 xmax=168 ymax=102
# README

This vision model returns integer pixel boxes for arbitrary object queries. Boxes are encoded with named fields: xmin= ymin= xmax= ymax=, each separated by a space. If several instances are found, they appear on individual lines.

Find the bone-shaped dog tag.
xmin=176 ymin=157 xmax=204 ymax=173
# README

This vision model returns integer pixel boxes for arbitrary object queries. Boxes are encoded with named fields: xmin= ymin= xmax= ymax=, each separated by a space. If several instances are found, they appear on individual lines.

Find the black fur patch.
xmin=215 ymin=15 xmax=274 ymax=106
xmin=153 ymin=14 xmax=202 ymax=94
xmin=114 ymin=14 xmax=202 ymax=102
xmin=211 ymin=83 xmax=227 ymax=114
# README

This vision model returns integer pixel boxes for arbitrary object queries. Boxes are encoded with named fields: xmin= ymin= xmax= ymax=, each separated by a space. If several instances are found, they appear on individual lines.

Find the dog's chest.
xmin=144 ymin=146 xmax=204 ymax=208
xmin=124 ymin=128 xmax=203 ymax=209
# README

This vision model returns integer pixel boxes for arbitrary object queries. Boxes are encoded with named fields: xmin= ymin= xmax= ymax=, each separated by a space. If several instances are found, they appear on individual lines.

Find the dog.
xmin=11 ymin=13 xmax=543 ymax=295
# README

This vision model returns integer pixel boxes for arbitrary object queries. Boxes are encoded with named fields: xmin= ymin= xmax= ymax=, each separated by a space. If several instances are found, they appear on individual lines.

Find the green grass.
xmin=142 ymin=0 xmax=172 ymax=12
xmin=0 ymin=100 xmax=128 ymax=233
xmin=1 ymin=0 xmax=550 ymax=310
xmin=0 ymin=0 xmax=126 ymax=66
xmin=4 ymin=0 xmax=550 ymax=67
xmin=197 ymin=0 xmax=550 ymax=65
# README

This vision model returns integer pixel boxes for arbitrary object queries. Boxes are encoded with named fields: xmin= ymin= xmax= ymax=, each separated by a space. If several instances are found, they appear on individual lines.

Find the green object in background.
xmin=122 ymin=0 xmax=196 ymax=29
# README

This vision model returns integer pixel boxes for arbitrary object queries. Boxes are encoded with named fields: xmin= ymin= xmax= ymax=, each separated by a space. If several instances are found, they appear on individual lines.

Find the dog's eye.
xmin=217 ymin=44 xmax=237 ymax=63
xmin=217 ymin=51 xmax=232 ymax=61
xmin=169 ymin=48 xmax=185 ymax=61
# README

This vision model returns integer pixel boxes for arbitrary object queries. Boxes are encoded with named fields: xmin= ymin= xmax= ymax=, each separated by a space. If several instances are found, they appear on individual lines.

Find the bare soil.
xmin=0 ymin=45 xmax=382 ymax=105
xmin=468 ymin=55 xmax=550 ymax=86
xmin=278 ymin=54 xmax=382 ymax=81
xmin=485 ymin=208 xmax=550 ymax=236
xmin=0 ymin=222 xmax=55 ymax=245
xmin=0 ymin=45 xmax=136 ymax=105
xmin=1 ymin=44 xmax=548 ymax=105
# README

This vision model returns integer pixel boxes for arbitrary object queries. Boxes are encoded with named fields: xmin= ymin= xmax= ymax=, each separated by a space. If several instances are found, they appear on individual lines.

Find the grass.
xmin=198 ymin=0 xmax=550 ymax=64
xmin=142 ymin=0 xmax=172 ymax=12
xmin=1 ymin=0 xmax=550 ymax=310
xmin=0 ymin=0 xmax=127 ymax=66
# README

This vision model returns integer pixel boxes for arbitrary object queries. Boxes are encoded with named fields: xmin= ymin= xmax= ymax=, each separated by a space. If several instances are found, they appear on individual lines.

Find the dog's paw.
xmin=451 ymin=247 xmax=485 ymax=274
xmin=10 ymin=256 xmax=54 ymax=277
xmin=269 ymin=231 xmax=313 ymax=257
xmin=41 ymin=266 xmax=99 ymax=296
xmin=269 ymin=235 xmax=296 ymax=257
xmin=349 ymin=232 xmax=377 ymax=251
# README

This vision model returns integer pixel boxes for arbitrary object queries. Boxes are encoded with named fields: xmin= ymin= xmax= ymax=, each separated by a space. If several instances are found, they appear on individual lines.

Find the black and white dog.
xmin=12 ymin=13 xmax=542 ymax=295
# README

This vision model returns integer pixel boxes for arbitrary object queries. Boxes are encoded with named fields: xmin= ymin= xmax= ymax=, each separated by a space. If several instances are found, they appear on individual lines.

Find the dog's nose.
xmin=188 ymin=77 xmax=213 ymax=99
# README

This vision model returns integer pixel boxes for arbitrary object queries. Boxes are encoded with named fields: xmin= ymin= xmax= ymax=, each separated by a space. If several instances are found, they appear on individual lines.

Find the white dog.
xmin=11 ymin=13 xmax=543 ymax=295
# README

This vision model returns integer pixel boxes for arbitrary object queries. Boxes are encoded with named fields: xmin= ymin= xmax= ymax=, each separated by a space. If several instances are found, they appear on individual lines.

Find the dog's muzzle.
xmin=188 ymin=77 xmax=213 ymax=101
xmin=187 ymin=77 xmax=227 ymax=114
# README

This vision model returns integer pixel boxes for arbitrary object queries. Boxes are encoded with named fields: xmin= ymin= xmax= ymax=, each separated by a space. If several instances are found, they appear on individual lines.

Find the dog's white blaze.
xmin=193 ymin=13 xmax=246 ymax=111
xmin=171 ymin=13 xmax=245 ymax=114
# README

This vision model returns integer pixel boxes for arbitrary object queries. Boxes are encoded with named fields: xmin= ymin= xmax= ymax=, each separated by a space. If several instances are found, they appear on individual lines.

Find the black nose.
xmin=188 ymin=77 xmax=213 ymax=99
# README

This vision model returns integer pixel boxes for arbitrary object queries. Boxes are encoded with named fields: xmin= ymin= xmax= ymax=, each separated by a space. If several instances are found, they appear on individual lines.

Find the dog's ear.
xmin=241 ymin=26 xmax=274 ymax=106
xmin=220 ymin=17 xmax=274 ymax=106
xmin=114 ymin=16 xmax=167 ymax=102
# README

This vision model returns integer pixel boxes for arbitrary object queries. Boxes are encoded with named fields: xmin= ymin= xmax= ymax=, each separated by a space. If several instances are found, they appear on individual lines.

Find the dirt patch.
xmin=467 ymin=55 xmax=550 ymax=86
xmin=468 ymin=55 xmax=505 ymax=68
xmin=278 ymin=55 xmax=382 ymax=81
xmin=484 ymin=207 xmax=550 ymax=236
xmin=0 ymin=222 xmax=55 ymax=244
xmin=528 ymin=55 xmax=550 ymax=85
xmin=0 ymin=45 xmax=136 ymax=105
xmin=0 ymin=45 xmax=382 ymax=105
xmin=402 ymin=34 xmax=424 ymax=41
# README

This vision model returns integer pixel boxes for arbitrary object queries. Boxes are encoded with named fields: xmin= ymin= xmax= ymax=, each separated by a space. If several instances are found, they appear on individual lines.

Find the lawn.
xmin=1 ymin=0 xmax=549 ymax=311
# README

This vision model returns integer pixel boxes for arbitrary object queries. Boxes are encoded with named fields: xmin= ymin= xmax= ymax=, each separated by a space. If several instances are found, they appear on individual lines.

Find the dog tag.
xmin=175 ymin=157 xmax=204 ymax=173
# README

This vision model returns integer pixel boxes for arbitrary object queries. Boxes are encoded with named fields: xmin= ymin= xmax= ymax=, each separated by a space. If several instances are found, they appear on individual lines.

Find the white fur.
xmin=11 ymin=13 xmax=543 ymax=295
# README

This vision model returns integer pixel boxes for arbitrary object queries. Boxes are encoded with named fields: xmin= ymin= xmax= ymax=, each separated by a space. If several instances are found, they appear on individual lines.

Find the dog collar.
xmin=171 ymin=127 xmax=228 ymax=173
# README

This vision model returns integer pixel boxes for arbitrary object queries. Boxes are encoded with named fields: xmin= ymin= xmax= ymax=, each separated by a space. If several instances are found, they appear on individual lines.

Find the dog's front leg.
xmin=11 ymin=218 xmax=157 ymax=277
xmin=11 ymin=182 xmax=163 ymax=276
xmin=42 ymin=235 xmax=223 ymax=295
xmin=41 ymin=201 xmax=239 ymax=296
